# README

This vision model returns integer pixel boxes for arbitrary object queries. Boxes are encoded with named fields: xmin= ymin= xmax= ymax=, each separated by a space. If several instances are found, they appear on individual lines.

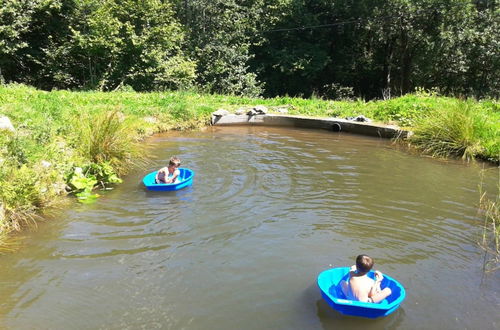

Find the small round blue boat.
xmin=142 ymin=168 xmax=195 ymax=191
xmin=317 ymin=267 xmax=406 ymax=318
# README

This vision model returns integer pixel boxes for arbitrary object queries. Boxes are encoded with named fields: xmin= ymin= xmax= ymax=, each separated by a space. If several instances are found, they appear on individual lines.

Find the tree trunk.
xmin=401 ymin=51 xmax=412 ymax=94
xmin=399 ymin=29 xmax=412 ymax=94
xmin=383 ymin=39 xmax=395 ymax=99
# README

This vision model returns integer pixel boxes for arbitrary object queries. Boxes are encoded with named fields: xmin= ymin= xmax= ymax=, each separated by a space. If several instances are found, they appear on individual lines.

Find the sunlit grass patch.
xmin=409 ymin=101 xmax=498 ymax=161
xmin=69 ymin=109 xmax=144 ymax=176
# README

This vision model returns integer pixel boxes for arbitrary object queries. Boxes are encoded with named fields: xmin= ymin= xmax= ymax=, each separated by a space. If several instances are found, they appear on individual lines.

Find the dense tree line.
xmin=0 ymin=0 xmax=498 ymax=99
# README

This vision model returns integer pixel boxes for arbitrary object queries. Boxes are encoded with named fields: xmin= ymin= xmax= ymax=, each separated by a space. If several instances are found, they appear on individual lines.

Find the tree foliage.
xmin=252 ymin=0 xmax=499 ymax=99
xmin=0 ymin=0 xmax=196 ymax=91
xmin=174 ymin=0 xmax=263 ymax=96
xmin=0 ymin=0 xmax=498 ymax=98
xmin=68 ymin=0 xmax=196 ymax=91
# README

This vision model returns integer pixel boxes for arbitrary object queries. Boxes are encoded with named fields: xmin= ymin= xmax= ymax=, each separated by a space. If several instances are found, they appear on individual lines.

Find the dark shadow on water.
xmin=144 ymin=189 xmax=178 ymax=198
xmin=142 ymin=184 xmax=195 ymax=201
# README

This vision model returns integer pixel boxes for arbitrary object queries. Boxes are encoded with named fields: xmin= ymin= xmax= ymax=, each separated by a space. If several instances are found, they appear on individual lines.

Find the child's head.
xmin=355 ymin=254 xmax=374 ymax=275
xmin=169 ymin=156 xmax=181 ymax=168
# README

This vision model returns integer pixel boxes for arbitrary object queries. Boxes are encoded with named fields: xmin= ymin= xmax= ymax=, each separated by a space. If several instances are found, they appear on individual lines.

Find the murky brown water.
xmin=0 ymin=126 xmax=499 ymax=330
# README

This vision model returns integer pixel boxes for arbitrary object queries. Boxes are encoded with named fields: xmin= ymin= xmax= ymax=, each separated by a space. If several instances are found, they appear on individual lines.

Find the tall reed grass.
xmin=479 ymin=173 xmax=500 ymax=273
xmin=70 ymin=110 xmax=144 ymax=176
xmin=409 ymin=101 xmax=499 ymax=162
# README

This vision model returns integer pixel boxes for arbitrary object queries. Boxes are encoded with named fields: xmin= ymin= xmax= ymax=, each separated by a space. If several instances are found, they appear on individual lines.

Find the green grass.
xmin=69 ymin=110 xmax=144 ymax=175
xmin=0 ymin=83 xmax=499 ymax=249
xmin=409 ymin=101 xmax=500 ymax=162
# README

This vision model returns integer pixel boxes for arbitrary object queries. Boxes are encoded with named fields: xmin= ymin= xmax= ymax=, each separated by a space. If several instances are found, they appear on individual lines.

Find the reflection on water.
xmin=0 ymin=126 xmax=498 ymax=330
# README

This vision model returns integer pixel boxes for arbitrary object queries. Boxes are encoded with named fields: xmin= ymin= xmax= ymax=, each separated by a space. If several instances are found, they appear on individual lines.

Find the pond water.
xmin=0 ymin=126 xmax=499 ymax=330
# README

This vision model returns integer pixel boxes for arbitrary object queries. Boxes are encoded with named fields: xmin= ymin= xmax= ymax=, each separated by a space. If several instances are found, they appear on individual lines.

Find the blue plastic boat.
xmin=317 ymin=267 xmax=406 ymax=318
xmin=143 ymin=168 xmax=195 ymax=191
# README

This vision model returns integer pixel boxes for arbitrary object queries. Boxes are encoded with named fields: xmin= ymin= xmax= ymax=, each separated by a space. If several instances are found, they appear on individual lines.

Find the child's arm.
xmin=368 ymin=271 xmax=383 ymax=297
xmin=368 ymin=271 xmax=392 ymax=303
xmin=164 ymin=169 xmax=180 ymax=183
xmin=170 ymin=169 xmax=180 ymax=182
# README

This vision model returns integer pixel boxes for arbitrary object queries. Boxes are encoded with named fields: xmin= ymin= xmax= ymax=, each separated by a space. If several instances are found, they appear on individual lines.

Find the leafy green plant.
xmin=67 ymin=167 xmax=98 ymax=201
xmin=66 ymin=162 xmax=124 ymax=202
xmin=83 ymin=162 xmax=123 ymax=187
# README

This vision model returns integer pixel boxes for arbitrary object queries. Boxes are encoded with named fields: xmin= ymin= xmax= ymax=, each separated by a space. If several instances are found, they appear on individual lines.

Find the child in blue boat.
xmin=155 ymin=156 xmax=181 ymax=184
xmin=340 ymin=254 xmax=392 ymax=303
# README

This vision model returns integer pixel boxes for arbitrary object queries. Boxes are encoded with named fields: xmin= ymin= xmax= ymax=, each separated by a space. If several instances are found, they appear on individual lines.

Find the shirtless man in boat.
xmin=155 ymin=156 xmax=181 ymax=184
xmin=340 ymin=254 xmax=392 ymax=303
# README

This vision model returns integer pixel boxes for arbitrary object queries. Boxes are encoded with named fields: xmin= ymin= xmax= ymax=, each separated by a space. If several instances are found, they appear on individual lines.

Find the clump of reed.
xmin=0 ymin=233 xmax=21 ymax=254
xmin=479 ymin=176 xmax=500 ymax=273
xmin=408 ymin=101 xmax=492 ymax=161
xmin=70 ymin=109 xmax=145 ymax=176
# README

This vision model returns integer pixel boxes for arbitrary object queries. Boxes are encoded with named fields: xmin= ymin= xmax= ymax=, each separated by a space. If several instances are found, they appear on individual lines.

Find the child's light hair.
xmin=169 ymin=156 xmax=181 ymax=167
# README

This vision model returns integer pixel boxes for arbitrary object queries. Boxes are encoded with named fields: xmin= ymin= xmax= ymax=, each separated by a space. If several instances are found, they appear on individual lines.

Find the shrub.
xmin=0 ymin=161 xmax=62 ymax=232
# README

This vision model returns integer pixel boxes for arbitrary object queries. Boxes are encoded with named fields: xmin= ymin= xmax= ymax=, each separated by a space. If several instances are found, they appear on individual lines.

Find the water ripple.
xmin=2 ymin=127 xmax=498 ymax=329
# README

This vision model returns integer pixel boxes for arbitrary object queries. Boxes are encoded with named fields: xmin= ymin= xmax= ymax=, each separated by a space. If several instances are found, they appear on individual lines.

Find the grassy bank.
xmin=0 ymin=84 xmax=499 ymax=249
